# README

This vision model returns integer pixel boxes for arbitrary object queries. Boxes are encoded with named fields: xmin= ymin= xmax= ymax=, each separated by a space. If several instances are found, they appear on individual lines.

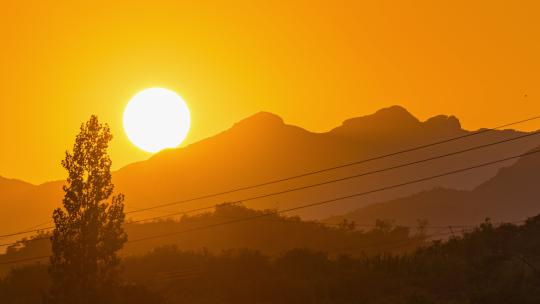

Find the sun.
xmin=123 ymin=88 xmax=191 ymax=153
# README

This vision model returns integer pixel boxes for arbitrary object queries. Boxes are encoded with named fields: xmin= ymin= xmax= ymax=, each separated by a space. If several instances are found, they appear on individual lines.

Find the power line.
xmin=18 ymin=220 xmax=51 ymax=232
xmin=3 ymin=115 xmax=539 ymax=239
xmin=0 ymin=226 xmax=54 ymax=239
xmin=115 ymin=131 xmax=540 ymax=224
xmin=2 ymin=131 xmax=539 ymax=242
xmin=124 ymin=115 xmax=540 ymax=215
xmin=0 ymin=221 xmax=54 ymax=239
xmin=125 ymin=149 xmax=540 ymax=244
xmin=224 ymin=132 xmax=540 ymax=204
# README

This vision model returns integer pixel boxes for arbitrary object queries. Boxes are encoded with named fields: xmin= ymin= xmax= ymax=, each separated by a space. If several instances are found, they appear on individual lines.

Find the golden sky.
xmin=1 ymin=0 xmax=539 ymax=184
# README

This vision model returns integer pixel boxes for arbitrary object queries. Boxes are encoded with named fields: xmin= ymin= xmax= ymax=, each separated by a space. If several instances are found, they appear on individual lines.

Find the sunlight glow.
xmin=123 ymin=88 xmax=191 ymax=153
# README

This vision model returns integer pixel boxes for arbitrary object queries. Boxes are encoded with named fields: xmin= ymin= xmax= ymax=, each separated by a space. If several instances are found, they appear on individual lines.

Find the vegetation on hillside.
xmin=2 ymin=214 xmax=540 ymax=303
xmin=0 ymin=203 xmax=426 ymax=276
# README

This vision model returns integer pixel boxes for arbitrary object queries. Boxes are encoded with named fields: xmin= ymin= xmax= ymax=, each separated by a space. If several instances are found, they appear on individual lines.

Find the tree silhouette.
xmin=46 ymin=115 xmax=127 ymax=304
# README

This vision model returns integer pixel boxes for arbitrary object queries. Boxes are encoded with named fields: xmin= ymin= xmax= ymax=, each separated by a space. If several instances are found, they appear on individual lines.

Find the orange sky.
xmin=1 ymin=0 xmax=539 ymax=184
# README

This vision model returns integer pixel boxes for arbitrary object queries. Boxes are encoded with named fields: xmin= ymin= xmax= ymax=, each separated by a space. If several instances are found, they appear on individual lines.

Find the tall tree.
xmin=47 ymin=115 xmax=127 ymax=304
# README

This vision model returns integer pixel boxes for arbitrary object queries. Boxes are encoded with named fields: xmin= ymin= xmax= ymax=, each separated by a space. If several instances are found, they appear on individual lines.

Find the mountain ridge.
xmin=1 ymin=106 xmax=539 ymax=248
xmin=328 ymin=145 xmax=540 ymax=227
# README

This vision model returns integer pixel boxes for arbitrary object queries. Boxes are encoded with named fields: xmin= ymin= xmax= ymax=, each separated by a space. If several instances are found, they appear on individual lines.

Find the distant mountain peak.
xmin=232 ymin=111 xmax=285 ymax=130
xmin=345 ymin=105 xmax=419 ymax=126
xmin=0 ymin=175 xmax=34 ymax=186
xmin=424 ymin=115 xmax=462 ymax=130
xmin=331 ymin=105 xmax=420 ymax=136
xmin=373 ymin=105 xmax=417 ymax=120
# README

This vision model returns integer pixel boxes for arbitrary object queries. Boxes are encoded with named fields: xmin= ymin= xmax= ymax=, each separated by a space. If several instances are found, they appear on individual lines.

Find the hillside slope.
xmin=1 ymin=106 xmax=539 ymax=238
xmin=329 ymin=145 xmax=540 ymax=226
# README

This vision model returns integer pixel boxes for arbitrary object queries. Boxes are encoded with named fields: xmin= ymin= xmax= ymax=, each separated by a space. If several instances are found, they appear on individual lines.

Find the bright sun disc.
xmin=123 ymin=88 xmax=191 ymax=153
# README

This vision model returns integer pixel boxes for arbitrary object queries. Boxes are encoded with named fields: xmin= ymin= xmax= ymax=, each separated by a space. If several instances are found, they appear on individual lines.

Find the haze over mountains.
xmin=329 ymin=143 xmax=540 ymax=227
xmin=1 ymin=106 xmax=539 ymax=240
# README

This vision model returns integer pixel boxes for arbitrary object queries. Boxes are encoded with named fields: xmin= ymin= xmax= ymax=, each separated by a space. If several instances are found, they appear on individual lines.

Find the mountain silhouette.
xmin=1 ymin=106 xmax=539 ymax=245
xmin=328 ymin=145 xmax=540 ymax=227
xmin=0 ymin=176 xmax=34 ymax=198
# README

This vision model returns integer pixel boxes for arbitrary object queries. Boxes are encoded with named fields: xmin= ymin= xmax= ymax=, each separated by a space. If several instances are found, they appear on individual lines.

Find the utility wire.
xmin=1 ymin=131 xmax=539 ymax=241
xmin=124 ymin=115 xmax=540 ymax=215
xmin=3 ymin=115 xmax=539 ymax=239
xmin=125 ymin=149 xmax=540 ymax=244
xmin=112 ymin=131 xmax=540 ymax=224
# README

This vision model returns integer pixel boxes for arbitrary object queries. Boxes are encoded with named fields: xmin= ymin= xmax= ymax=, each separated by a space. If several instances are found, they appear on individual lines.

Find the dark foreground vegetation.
xmin=2 ymin=214 xmax=540 ymax=304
